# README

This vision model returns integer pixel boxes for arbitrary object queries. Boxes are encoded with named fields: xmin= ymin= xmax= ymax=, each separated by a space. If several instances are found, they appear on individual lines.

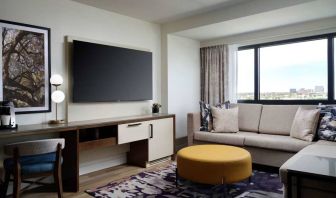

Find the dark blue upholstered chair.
xmin=2 ymin=139 xmax=65 ymax=198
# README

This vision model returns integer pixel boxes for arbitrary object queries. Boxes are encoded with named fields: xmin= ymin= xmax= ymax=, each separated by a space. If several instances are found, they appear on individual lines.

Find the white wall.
xmin=0 ymin=0 xmax=161 ymax=173
xmin=0 ymin=0 xmax=161 ymax=124
xmin=167 ymin=35 xmax=200 ymax=138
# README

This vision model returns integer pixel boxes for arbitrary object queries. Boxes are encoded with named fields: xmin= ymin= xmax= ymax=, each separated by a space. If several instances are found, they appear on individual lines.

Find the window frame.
xmin=237 ymin=33 xmax=336 ymax=105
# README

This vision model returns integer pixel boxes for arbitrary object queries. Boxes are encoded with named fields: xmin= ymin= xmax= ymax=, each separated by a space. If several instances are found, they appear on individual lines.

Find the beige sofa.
xmin=188 ymin=103 xmax=336 ymax=197
xmin=188 ymin=103 xmax=316 ymax=167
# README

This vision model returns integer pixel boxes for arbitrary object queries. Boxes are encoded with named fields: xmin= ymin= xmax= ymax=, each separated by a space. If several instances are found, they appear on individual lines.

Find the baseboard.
xmin=175 ymin=136 xmax=188 ymax=151
xmin=146 ymin=156 xmax=171 ymax=167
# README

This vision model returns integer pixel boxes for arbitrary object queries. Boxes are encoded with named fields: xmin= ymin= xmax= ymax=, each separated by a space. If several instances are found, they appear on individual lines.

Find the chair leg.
xmin=54 ymin=170 xmax=63 ymax=198
xmin=13 ymin=173 xmax=21 ymax=198
xmin=55 ymin=143 xmax=63 ymax=198
xmin=2 ymin=170 xmax=10 ymax=198
xmin=13 ymin=147 xmax=21 ymax=198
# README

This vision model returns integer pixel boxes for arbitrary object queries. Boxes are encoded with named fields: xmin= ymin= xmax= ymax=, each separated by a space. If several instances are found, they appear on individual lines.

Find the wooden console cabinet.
xmin=0 ymin=113 xmax=175 ymax=192
xmin=127 ymin=118 xmax=174 ymax=167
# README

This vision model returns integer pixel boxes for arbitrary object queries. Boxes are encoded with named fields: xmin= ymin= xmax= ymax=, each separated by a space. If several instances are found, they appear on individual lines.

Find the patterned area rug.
xmin=86 ymin=163 xmax=283 ymax=198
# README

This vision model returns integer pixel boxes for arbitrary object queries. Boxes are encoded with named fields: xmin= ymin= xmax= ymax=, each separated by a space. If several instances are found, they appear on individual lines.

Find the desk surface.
xmin=287 ymin=155 xmax=336 ymax=178
xmin=0 ymin=113 xmax=175 ymax=139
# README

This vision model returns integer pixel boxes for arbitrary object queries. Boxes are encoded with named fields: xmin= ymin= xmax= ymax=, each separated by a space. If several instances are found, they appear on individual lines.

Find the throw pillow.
xmin=199 ymin=101 xmax=212 ymax=131
xmin=216 ymin=100 xmax=231 ymax=109
xmin=290 ymin=107 xmax=320 ymax=142
xmin=318 ymin=106 xmax=336 ymax=142
xmin=199 ymin=101 xmax=231 ymax=132
xmin=211 ymin=106 xmax=239 ymax=133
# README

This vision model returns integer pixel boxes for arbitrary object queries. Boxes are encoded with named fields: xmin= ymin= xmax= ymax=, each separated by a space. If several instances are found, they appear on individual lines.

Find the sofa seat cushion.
xmin=280 ymin=142 xmax=336 ymax=184
xmin=244 ymin=134 xmax=312 ymax=152
xmin=194 ymin=131 xmax=258 ymax=146
xmin=315 ymin=140 xmax=336 ymax=146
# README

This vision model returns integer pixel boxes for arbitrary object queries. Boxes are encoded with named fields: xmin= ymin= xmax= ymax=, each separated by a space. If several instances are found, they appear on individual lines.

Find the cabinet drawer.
xmin=118 ymin=122 xmax=149 ymax=144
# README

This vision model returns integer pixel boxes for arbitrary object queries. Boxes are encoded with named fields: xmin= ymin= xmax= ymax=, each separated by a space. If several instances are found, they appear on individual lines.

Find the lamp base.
xmin=48 ymin=120 xmax=65 ymax=124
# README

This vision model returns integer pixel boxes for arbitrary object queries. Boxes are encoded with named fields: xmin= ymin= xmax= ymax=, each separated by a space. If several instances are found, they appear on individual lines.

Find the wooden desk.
xmin=287 ymin=155 xmax=336 ymax=198
xmin=0 ymin=113 xmax=175 ymax=192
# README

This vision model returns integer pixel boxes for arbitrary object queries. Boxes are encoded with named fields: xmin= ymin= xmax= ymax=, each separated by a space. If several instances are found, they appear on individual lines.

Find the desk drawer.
xmin=118 ymin=121 xmax=149 ymax=144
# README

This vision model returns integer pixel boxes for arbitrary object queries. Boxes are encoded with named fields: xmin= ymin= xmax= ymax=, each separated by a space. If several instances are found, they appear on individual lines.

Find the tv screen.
xmin=72 ymin=40 xmax=153 ymax=102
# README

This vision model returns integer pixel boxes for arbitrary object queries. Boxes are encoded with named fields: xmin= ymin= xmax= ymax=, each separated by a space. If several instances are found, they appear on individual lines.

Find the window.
xmin=260 ymin=39 xmax=328 ymax=100
xmin=335 ymin=37 xmax=336 ymax=99
xmin=237 ymin=49 xmax=254 ymax=100
xmin=238 ymin=33 xmax=335 ymax=104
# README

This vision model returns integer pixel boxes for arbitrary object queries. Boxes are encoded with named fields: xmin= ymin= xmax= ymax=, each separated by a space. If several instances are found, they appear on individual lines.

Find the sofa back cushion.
xmin=259 ymin=105 xmax=300 ymax=135
xmin=237 ymin=103 xmax=262 ymax=132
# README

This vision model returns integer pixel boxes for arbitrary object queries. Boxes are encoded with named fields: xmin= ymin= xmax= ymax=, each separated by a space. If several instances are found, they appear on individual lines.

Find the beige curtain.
xmin=200 ymin=45 xmax=229 ymax=105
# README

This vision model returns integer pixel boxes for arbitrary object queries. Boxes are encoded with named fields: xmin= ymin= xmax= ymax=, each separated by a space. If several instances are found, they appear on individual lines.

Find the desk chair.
xmin=2 ymin=138 xmax=65 ymax=198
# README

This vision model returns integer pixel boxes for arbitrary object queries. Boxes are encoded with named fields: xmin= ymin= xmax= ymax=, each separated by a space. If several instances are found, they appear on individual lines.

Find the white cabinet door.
xmin=148 ymin=118 xmax=174 ymax=161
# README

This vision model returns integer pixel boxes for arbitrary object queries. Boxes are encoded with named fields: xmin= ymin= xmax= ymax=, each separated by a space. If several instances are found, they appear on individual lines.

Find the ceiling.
xmin=175 ymin=0 xmax=336 ymax=41
xmin=72 ymin=0 xmax=249 ymax=23
xmin=72 ymin=0 xmax=336 ymax=41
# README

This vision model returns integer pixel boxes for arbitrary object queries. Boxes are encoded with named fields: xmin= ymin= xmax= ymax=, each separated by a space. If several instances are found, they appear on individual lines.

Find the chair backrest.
xmin=4 ymin=138 xmax=65 ymax=156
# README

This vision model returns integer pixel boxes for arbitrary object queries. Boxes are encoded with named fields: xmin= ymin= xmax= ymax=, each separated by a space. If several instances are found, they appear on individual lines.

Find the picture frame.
xmin=0 ymin=20 xmax=51 ymax=114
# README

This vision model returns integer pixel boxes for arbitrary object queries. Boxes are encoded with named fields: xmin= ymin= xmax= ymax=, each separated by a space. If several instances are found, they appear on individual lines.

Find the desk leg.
xmin=127 ymin=140 xmax=148 ymax=167
xmin=288 ymin=172 xmax=292 ymax=198
xmin=60 ymin=130 xmax=79 ymax=192
xmin=175 ymin=167 xmax=178 ymax=188
xmin=297 ymin=176 xmax=301 ymax=198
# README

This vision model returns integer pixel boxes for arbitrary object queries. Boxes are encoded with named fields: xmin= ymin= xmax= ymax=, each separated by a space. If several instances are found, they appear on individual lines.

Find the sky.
xmin=237 ymin=39 xmax=330 ymax=93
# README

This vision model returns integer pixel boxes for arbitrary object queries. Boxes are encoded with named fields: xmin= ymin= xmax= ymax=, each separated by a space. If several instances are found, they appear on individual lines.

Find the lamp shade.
xmin=50 ymin=74 xmax=63 ymax=85
xmin=51 ymin=90 xmax=65 ymax=103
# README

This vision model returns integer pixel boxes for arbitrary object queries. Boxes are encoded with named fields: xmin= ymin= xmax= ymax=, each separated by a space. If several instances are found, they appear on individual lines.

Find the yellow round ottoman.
xmin=176 ymin=145 xmax=252 ymax=185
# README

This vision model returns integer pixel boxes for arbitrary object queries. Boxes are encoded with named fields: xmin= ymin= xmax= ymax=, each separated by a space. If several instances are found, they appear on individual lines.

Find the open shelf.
xmin=78 ymin=125 xmax=118 ymax=151
xmin=79 ymin=137 xmax=116 ymax=151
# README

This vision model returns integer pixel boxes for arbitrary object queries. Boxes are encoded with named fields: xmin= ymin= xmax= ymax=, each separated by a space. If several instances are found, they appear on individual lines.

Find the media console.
xmin=0 ymin=113 xmax=175 ymax=192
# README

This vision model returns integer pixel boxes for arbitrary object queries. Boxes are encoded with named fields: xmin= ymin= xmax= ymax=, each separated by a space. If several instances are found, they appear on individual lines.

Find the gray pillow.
xmin=290 ymin=107 xmax=320 ymax=142
xmin=211 ymin=106 xmax=239 ymax=133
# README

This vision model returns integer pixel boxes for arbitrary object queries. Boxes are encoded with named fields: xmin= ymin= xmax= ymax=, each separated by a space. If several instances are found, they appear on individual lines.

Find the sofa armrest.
xmin=187 ymin=112 xmax=200 ymax=146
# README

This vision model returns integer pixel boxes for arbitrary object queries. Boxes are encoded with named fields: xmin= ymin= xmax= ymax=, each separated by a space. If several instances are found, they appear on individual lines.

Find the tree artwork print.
xmin=0 ymin=21 xmax=50 ymax=113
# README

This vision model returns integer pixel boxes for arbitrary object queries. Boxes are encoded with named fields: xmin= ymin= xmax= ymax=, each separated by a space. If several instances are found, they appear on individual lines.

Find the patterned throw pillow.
xmin=318 ymin=106 xmax=336 ymax=142
xmin=200 ymin=101 xmax=212 ymax=131
xmin=199 ymin=101 xmax=230 ymax=132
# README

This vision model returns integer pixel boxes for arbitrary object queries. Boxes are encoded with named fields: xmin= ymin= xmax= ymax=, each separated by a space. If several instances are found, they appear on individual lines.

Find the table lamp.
xmin=49 ymin=74 xmax=65 ymax=124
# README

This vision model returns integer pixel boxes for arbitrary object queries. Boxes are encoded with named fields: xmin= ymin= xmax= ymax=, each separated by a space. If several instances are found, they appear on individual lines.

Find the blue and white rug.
xmin=86 ymin=163 xmax=283 ymax=198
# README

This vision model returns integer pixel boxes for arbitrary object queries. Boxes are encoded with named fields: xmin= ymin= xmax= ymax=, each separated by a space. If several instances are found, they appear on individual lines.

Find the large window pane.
xmin=237 ymin=49 xmax=254 ymax=100
xmin=260 ymin=39 xmax=328 ymax=100
xmin=335 ymin=37 xmax=336 ymax=99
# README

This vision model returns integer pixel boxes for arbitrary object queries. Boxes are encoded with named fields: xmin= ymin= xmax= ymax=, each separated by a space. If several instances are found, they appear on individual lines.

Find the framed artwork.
xmin=0 ymin=20 xmax=51 ymax=114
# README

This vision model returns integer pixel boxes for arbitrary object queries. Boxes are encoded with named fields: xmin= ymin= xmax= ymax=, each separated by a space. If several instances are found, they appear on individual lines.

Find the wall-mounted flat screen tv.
xmin=72 ymin=40 xmax=153 ymax=102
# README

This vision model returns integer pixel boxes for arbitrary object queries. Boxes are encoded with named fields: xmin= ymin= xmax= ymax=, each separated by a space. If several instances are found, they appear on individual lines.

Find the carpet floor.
xmin=86 ymin=163 xmax=283 ymax=198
